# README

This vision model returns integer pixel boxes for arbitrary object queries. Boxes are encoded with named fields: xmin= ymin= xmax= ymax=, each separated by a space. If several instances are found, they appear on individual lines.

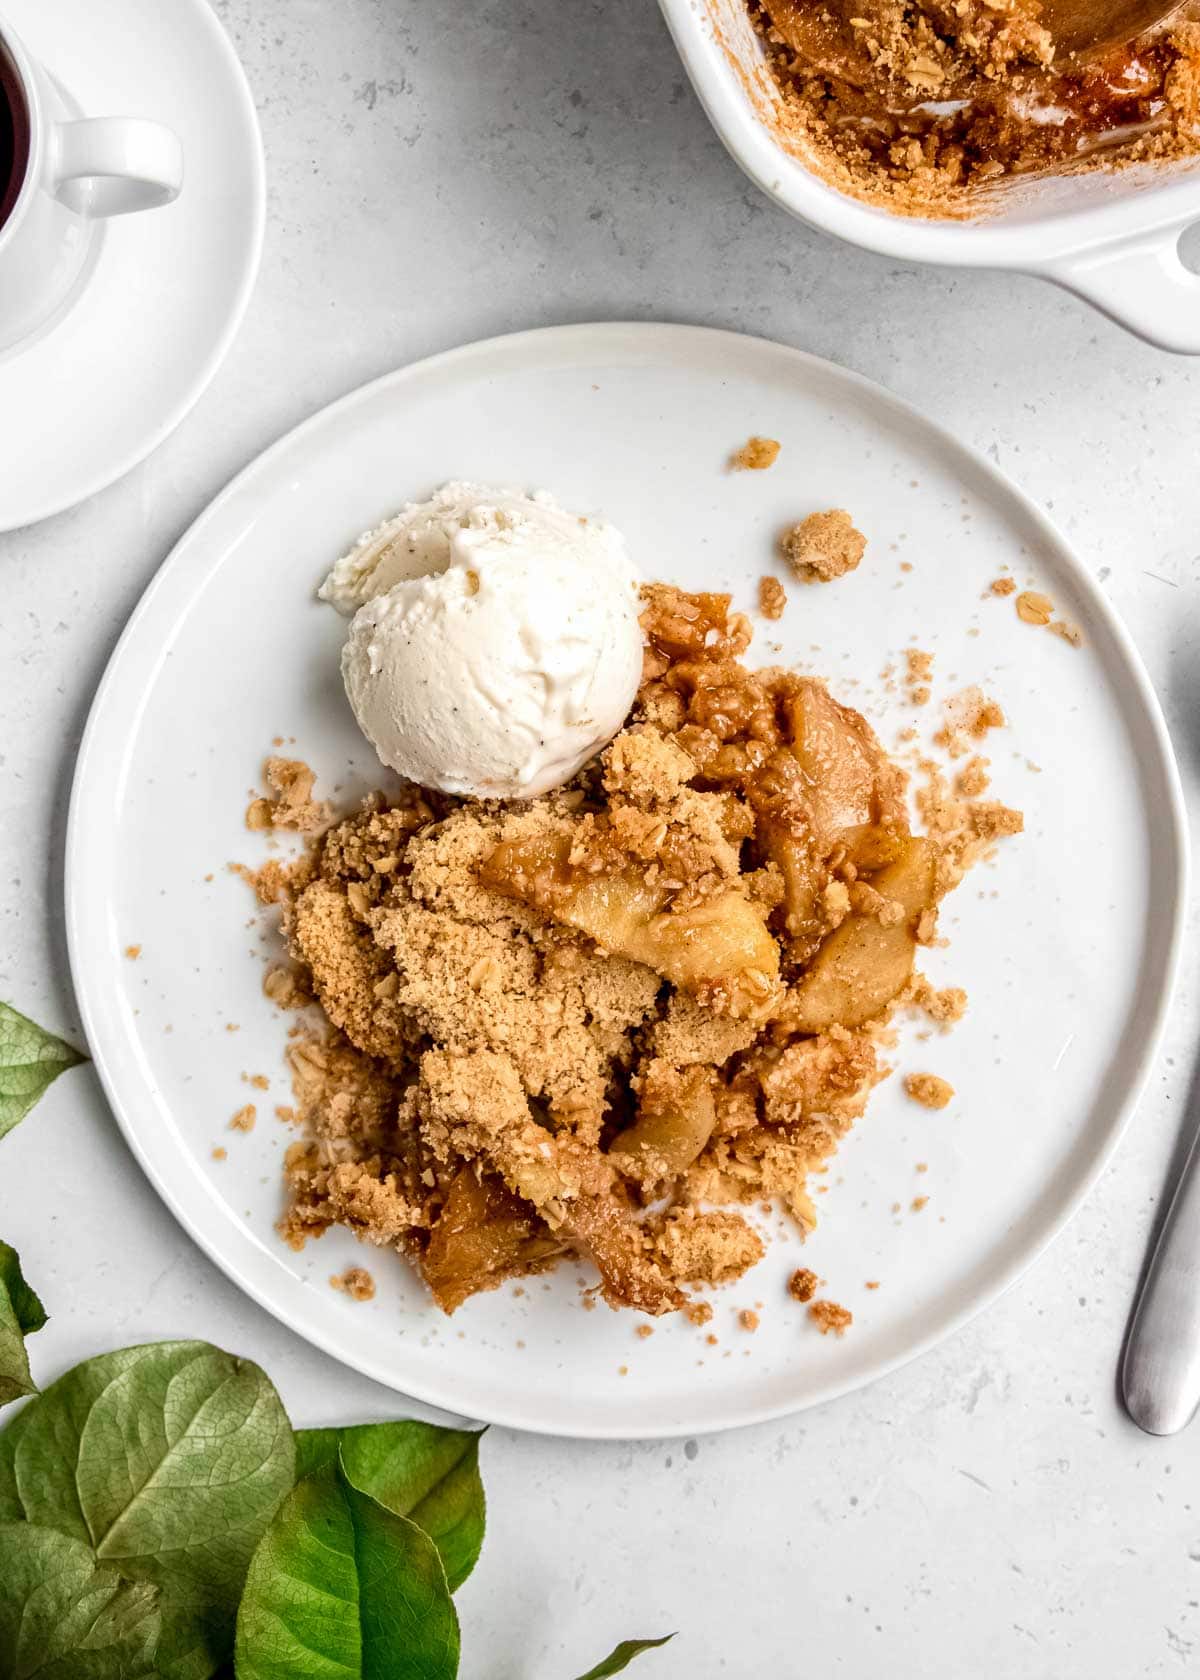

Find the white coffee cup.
xmin=0 ymin=13 xmax=183 ymax=355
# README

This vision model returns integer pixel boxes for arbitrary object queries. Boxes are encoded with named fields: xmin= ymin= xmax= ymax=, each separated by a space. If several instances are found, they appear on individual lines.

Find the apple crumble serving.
xmin=246 ymin=583 xmax=1020 ymax=1319
xmin=748 ymin=0 xmax=1200 ymax=214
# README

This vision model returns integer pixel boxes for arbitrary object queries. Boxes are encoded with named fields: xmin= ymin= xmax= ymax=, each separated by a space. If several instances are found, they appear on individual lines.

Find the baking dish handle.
xmin=1040 ymin=229 xmax=1200 ymax=356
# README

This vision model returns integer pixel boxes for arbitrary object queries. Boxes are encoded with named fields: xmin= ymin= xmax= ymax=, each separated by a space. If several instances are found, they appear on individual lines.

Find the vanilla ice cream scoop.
xmin=322 ymin=483 xmax=644 ymax=799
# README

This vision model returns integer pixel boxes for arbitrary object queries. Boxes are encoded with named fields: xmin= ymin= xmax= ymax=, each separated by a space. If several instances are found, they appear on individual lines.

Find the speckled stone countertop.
xmin=2 ymin=1 xmax=1199 ymax=1673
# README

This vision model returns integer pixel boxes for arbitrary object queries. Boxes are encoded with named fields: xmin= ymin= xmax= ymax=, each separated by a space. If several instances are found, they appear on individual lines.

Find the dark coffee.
xmin=0 ymin=41 xmax=29 ymax=232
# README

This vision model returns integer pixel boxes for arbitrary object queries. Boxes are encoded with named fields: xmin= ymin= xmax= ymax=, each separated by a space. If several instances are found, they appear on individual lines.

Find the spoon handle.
xmin=1123 ymin=1102 xmax=1200 ymax=1435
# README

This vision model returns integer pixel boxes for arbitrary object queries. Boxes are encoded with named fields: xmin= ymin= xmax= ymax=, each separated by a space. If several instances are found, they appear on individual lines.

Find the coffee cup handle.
xmin=51 ymin=117 xmax=183 ymax=217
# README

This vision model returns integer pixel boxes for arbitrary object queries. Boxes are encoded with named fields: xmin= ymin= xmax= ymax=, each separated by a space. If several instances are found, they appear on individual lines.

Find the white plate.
xmin=0 ymin=0 xmax=263 ymax=531
xmin=66 ymin=323 xmax=1187 ymax=1439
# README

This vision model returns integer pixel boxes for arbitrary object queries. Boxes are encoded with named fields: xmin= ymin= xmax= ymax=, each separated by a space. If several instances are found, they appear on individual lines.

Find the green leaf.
xmin=294 ymin=1419 xmax=486 ymax=1591
xmin=570 ymin=1636 xmax=676 ymax=1679
xmin=0 ymin=1522 xmax=161 ymax=1679
xmin=0 ymin=1240 xmax=47 ymax=1407
xmin=0 ymin=1340 xmax=294 ymax=1680
xmin=234 ymin=1458 xmax=460 ymax=1680
xmin=0 ymin=1000 xmax=86 ymax=1141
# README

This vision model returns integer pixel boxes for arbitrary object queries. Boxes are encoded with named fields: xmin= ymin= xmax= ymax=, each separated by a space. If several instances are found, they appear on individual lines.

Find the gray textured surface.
xmin=2 ymin=0 xmax=1200 ymax=1673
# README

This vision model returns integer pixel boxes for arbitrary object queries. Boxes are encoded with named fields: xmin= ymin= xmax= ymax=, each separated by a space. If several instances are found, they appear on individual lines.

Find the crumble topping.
xmin=330 ymin=1266 xmax=376 ymax=1301
xmin=788 ymin=1266 xmax=819 ymax=1302
xmin=749 ymin=0 xmax=1200 ymax=217
xmin=242 ymin=577 xmax=1019 ymax=1319
xmin=905 ymin=1072 xmax=955 ymax=1109
xmin=759 ymin=575 xmax=788 ymax=620
xmin=782 ymin=509 xmax=866 ymax=583
xmin=809 ymin=1299 xmax=853 ymax=1335
xmin=731 ymin=436 xmax=782 ymax=470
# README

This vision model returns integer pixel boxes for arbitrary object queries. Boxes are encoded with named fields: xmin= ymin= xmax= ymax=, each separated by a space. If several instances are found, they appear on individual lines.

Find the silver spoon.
xmin=1122 ymin=1092 xmax=1200 ymax=1434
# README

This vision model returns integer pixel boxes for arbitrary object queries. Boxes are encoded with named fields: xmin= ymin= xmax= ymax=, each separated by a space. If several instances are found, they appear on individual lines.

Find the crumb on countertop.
xmin=211 ymin=1146 xmax=227 ymax=1162
xmin=731 ymin=435 xmax=781 ymax=471
xmin=124 ymin=944 xmax=141 ymax=960
xmin=905 ymin=1072 xmax=955 ymax=1110
xmin=782 ymin=509 xmax=866 ymax=584
xmin=739 ymin=1308 xmax=760 ymax=1332
xmin=809 ymin=1299 xmax=853 ymax=1336
xmin=636 ymin=1323 xmax=654 ymax=1339
xmin=990 ymin=577 xmax=1016 ymax=597
xmin=229 ymin=1103 xmax=257 ymax=1132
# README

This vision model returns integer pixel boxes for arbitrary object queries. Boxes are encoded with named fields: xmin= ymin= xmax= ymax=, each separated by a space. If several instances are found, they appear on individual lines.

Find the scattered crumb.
xmin=211 ymin=1147 xmax=227 ymax=1162
xmin=912 ymin=1196 xmax=930 ymax=1213
xmin=865 ymin=1280 xmax=880 ymax=1290
xmin=989 ymin=577 xmax=1016 ymax=597
xmin=618 ymin=1364 xmax=629 ymax=1376
xmin=916 ymin=1161 xmax=929 ymax=1173
xmin=905 ymin=1073 xmax=955 ymax=1109
xmin=243 ymin=1073 xmax=270 ymax=1091
xmin=809 ymin=1300 xmax=853 ymax=1336
xmin=1016 ymin=590 xmax=1053 ymax=626
xmin=782 ymin=509 xmax=866 ymax=584
xmin=1049 ymin=619 xmax=1084 ymax=648
xmin=274 ymin=1105 xmax=297 ymax=1125
xmin=905 ymin=648 xmax=934 ymax=707
xmin=225 ymin=1022 xmax=240 ymax=1033
xmin=705 ymin=1333 xmax=719 ymax=1347
xmin=788 ymin=1267 xmax=819 ymax=1303
xmin=124 ymin=944 xmax=142 ymax=960
xmin=731 ymin=435 xmax=781 ymax=471
xmin=758 ymin=575 xmax=787 ymax=620
xmin=246 ymin=757 xmax=332 ymax=835
xmin=330 ymin=1266 xmax=376 ymax=1301
xmin=739 ymin=1308 xmax=760 ymax=1332
xmin=955 ymin=757 xmax=990 ymax=798
xmin=229 ymin=1103 xmax=257 ymax=1132
xmin=636 ymin=1323 xmax=654 ymax=1339
xmin=685 ymin=1301 xmax=714 ymax=1328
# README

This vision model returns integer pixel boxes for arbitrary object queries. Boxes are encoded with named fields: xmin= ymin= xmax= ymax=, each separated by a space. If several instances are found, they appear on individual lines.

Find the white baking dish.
xmin=660 ymin=0 xmax=1200 ymax=351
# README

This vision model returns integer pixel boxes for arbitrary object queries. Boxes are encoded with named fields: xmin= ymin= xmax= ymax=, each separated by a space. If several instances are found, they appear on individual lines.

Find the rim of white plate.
xmin=2 ymin=0 xmax=265 ymax=529
xmin=65 ymin=323 xmax=1189 ymax=1438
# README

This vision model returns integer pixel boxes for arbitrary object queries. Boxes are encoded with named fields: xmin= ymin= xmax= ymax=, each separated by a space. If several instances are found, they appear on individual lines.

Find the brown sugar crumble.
xmin=911 ymin=1195 xmax=930 ymax=1213
xmin=788 ymin=1266 xmax=819 ymax=1303
xmin=731 ymin=435 xmax=782 ymax=471
xmin=211 ymin=1146 xmax=227 ymax=1162
xmin=635 ymin=1322 xmax=654 ymax=1339
xmin=905 ymin=648 xmax=934 ymax=707
xmin=330 ymin=1266 xmax=376 ymax=1301
xmin=246 ymin=757 xmax=332 ymax=835
xmin=990 ymin=577 xmax=1016 ymax=597
xmin=244 ymin=569 xmax=1019 ymax=1323
xmin=905 ymin=1072 xmax=955 ymax=1110
xmin=739 ymin=1308 xmax=760 ymax=1331
xmin=748 ymin=0 xmax=1200 ymax=217
xmin=759 ymin=575 xmax=787 ymax=620
xmin=809 ymin=1299 xmax=853 ymax=1336
xmin=124 ymin=944 xmax=142 ymax=960
xmin=782 ymin=509 xmax=866 ymax=584
xmin=229 ymin=1103 xmax=257 ymax=1133
xmin=865 ymin=1280 xmax=880 ymax=1290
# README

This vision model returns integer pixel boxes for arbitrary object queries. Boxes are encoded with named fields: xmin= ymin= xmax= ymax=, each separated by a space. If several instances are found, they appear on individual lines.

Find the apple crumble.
xmin=748 ymin=0 xmax=1200 ymax=214
xmin=248 ymin=582 xmax=1020 ymax=1319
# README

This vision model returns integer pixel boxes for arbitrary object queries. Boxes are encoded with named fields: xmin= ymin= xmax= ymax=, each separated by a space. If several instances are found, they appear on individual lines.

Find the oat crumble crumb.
xmin=759 ymin=575 xmax=787 ymax=620
xmin=1016 ymin=590 xmax=1054 ymax=627
xmin=905 ymin=1072 xmax=955 ymax=1109
xmin=229 ymin=1103 xmax=257 ymax=1132
xmin=731 ymin=436 xmax=781 ymax=471
xmin=124 ymin=944 xmax=142 ymax=960
xmin=739 ymin=1308 xmax=760 ymax=1331
xmin=782 ymin=509 xmax=866 ymax=584
xmin=990 ymin=577 xmax=1016 ymax=597
xmin=330 ymin=1266 xmax=376 ymax=1301
xmin=810 ymin=1299 xmax=853 ymax=1336
xmin=788 ymin=1267 xmax=819 ymax=1303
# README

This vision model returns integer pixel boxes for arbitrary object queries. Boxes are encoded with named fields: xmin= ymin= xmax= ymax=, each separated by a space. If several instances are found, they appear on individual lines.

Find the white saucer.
xmin=0 ymin=0 xmax=263 ymax=531
xmin=66 ymin=325 xmax=1186 ymax=1438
